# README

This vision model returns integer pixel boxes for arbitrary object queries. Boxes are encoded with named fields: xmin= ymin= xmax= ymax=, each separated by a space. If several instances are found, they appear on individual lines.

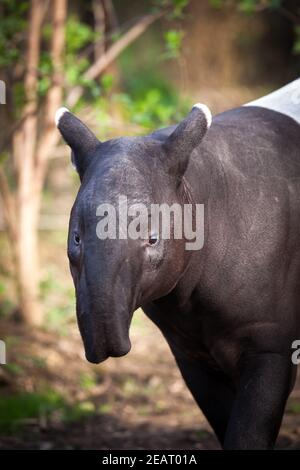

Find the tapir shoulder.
xmin=197 ymin=105 xmax=300 ymax=181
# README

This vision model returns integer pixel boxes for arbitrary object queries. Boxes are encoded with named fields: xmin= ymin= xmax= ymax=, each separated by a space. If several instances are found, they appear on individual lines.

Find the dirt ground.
xmin=1 ymin=311 xmax=300 ymax=450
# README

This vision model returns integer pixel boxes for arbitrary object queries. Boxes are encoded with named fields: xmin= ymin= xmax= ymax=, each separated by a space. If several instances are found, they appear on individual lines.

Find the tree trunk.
xmin=13 ymin=0 xmax=67 ymax=325
xmin=93 ymin=0 xmax=106 ymax=61
xmin=14 ymin=0 xmax=44 ymax=325
xmin=16 ymin=193 xmax=41 ymax=325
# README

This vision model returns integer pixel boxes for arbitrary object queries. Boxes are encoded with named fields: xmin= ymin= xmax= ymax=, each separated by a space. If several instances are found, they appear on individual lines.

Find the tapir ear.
xmin=163 ymin=103 xmax=212 ymax=180
xmin=55 ymin=107 xmax=101 ymax=180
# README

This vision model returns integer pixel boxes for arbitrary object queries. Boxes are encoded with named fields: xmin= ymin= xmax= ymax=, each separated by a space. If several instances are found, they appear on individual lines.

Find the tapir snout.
xmin=71 ymin=238 xmax=136 ymax=364
xmin=75 ymin=282 xmax=133 ymax=364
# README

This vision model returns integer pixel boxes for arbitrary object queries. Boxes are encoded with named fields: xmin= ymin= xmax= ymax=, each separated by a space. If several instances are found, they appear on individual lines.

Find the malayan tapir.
xmin=56 ymin=79 xmax=300 ymax=449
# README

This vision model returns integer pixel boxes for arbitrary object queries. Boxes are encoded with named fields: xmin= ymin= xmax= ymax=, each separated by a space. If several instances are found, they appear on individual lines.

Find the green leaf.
xmin=268 ymin=0 xmax=282 ymax=9
xmin=163 ymin=29 xmax=184 ymax=59
xmin=238 ymin=0 xmax=259 ymax=14
xmin=0 ymin=282 xmax=6 ymax=296
xmin=66 ymin=16 xmax=96 ymax=54
xmin=101 ymin=74 xmax=114 ymax=93
xmin=171 ymin=0 xmax=189 ymax=17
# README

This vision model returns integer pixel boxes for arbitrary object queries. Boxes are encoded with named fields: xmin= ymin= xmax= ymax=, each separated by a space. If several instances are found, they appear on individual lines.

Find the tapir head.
xmin=56 ymin=103 xmax=211 ymax=363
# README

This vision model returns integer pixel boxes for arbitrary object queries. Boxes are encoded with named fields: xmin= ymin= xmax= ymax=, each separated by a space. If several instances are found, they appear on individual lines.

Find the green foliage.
xmin=0 ymin=391 xmax=63 ymax=433
xmin=236 ymin=0 xmax=284 ymax=14
xmin=0 ymin=0 xmax=191 ymax=123
xmin=4 ymin=362 xmax=25 ymax=376
xmin=39 ymin=272 xmax=60 ymax=299
xmin=66 ymin=16 xmax=96 ymax=54
xmin=98 ymin=403 xmax=112 ymax=414
xmin=40 ymin=269 xmax=75 ymax=334
xmin=12 ymin=82 xmax=26 ymax=111
xmin=79 ymin=372 xmax=97 ymax=390
xmin=0 ymin=0 xmax=28 ymax=67
xmin=122 ymin=377 xmax=140 ymax=398
xmin=163 ymin=29 xmax=184 ymax=59
xmin=170 ymin=0 xmax=189 ymax=18
xmin=64 ymin=16 xmax=101 ymax=98
xmin=153 ymin=0 xmax=189 ymax=18
xmin=44 ymin=305 xmax=74 ymax=334
xmin=37 ymin=51 xmax=53 ymax=97
xmin=1 ymin=9 xmax=101 ymax=101
xmin=117 ymin=41 xmax=190 ymax=131
xmin=43 ymin=16 xmax=96 ymax=97
xmin=65 ymin=401 xmax=96 ymax=421
xmin=116 ymin=87 xmax=190 ymax=130
xmin=25 ymin=354 xmax=47 ymax=369
xmin=91 ymin=42 xmax=191 ymax=133
xmin=101 ymin=74 xmax=114 ymax=93
xmin=237 ymin=0 xmax=283 ymax=14
xmin=268 ymin=0 xmax=282 ymax=8
xmin=0 ymin=390 xmax=97 ymax=434
xmin=238 ymin=0 xmax=259 ymax=14
xmin=0 ymin=282 xmax=6 ymax=296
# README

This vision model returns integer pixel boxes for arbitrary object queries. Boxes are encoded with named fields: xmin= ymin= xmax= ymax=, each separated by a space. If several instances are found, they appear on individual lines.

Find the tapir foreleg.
xmin=174 ymin=354 xmax=236 ymax=446
xmin=223 ymin=352 xmax=294 ymax=449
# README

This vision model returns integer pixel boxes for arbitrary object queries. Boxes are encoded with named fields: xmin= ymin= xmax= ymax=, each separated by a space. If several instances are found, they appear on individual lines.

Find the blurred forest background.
xmin=0 ymin=0 xmax=300 ymax=450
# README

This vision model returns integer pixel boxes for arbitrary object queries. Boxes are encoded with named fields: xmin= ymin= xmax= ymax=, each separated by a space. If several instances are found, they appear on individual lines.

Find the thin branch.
xmin=66 ymin=11 xmax=164 ymax=107
xmin=102 ymin=0 xmax=118 ymax=31
xmin=93 ymin=0 xmax=106 ymax=60
xmin=254 ymin=3 xmax=300 ymax=24
xmin=77 ymin=15 xmax=145 ymax=62
xmin=278 ymin=6 xmax=300 ymax=25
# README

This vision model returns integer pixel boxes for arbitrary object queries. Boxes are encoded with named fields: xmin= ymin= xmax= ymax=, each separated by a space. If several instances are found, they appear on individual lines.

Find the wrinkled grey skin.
xmin=57 ymin=103 xmax=300 ymax=449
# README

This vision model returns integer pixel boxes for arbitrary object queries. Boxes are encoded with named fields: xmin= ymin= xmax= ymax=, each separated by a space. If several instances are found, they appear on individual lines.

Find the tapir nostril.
xmin=108 ymin=340 xmax=131 ymax=359
xmin=85 ymin=350 xmax=108 ymax=364
xmin=85 ymin=344 xmax=131 ymax=364
xmin=83 ymin=329 xmax=131 ymax=364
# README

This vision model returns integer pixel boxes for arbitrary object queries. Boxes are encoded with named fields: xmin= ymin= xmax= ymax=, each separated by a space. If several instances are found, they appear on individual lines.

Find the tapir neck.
xmin=172 ymin=126 xmax=234 ymax=301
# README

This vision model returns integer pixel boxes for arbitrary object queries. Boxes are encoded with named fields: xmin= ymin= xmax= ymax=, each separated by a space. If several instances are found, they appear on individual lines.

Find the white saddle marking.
xmin=244 ymin=78 xmax=300 ymax=125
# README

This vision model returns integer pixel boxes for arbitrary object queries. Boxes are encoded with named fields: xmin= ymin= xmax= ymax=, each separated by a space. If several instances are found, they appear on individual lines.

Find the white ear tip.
xmin=192 ymin=103 xmax=212 ymax=128
xmin=55 ymin=107 xmax=69 ymax=126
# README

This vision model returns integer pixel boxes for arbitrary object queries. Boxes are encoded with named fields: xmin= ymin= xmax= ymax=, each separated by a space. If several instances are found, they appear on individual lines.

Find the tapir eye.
xmin=73 ymin=232 xmax=81 ymax=246
xmin=148 ymin=233 xmax=158 ymax=246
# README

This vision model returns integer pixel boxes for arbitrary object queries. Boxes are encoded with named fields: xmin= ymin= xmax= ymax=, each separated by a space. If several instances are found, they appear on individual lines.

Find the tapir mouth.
xmin=84 ymin=340 xmax=132 ymax=364
xmin=77 ymin=307 xmax=132 ymax=364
